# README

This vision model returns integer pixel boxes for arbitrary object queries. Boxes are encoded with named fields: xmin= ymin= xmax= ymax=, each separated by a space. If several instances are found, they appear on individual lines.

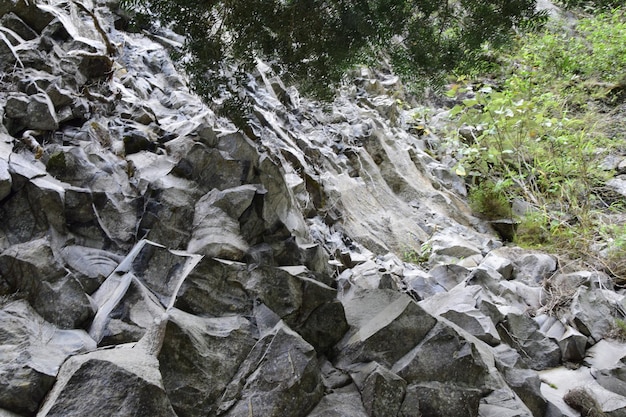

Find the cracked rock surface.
xmin=1 ymin=1 xmax=626 ymax=416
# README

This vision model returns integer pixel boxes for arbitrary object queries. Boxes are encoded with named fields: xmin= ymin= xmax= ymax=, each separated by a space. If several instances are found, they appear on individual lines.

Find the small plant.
xmin=468 ymin=180 xmax=512 ymax=220
xmin=402 ymin=242 xmax=432 ymax=265
xmin=611 ymin=318 xmax=626 ymax=341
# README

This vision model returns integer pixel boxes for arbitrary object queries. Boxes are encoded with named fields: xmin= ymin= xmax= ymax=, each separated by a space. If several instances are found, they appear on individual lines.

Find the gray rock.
xmin=514 ymin=253 xmax=557 ymax=284
xmin=4 ymin=94 xmax=29 ymax=119
xmin=0 ymin=300 xmax=95 ymax=415
xmin=157 ymin=308 xmax=256 ymax=417
xmin=136 ymin=176 xmax=197 ymax=249
xmin=37 ymin=347 xmax=176 ymax=417
xmin=1 ymin=0 xmax=54 ymax=33
xmin=23 ymin=93 xmax=58 ymax=131
xmin=479 ymin=388 xmax=534 ymax=417
xmin=335 ymin=290 xmax=437 ymax=368
xmin=569 ymin=287 xmax=620 ymax=342
xmin=392 ymin=320 xmax=493 ymax=387
xmin=400 ymin=381 xmax=484 ymax=417
xmin=185 ymin=143 xmax=247 ymax=192
xmin=419 ymin=285 xmax=500 ymax=345
xmin=536 ymin=315 xmax=587 ymax=362
xmin=243 ymin=265 xmax=349 ymax=352
xmin=173 ymin=257 xmax=253 ymax=317
xmin=350 ymin=362 xmax=407 ymax=417
xmin=503 ymin=368 xmax=548 ymax=417
xmin=93 ymin=194 xmax=138 ymax=244
xmin=427 ymin=228 xmax=483 ymax=260
xmin=429 ymin=263 xmax=470 ymax=290
xmin=0 ymin=158 xmax=11 ymax=201
xmin=0 ymin=238 xmax=94 ymax=328
xmin=187 ymin=186 xmax=257 ymax=260
xmin=307 ymin=385 xmax=370 ymax=417
xmin=480 ymin=252 xmax=515 ymax=280
xmin=32 ymin=274 xmax=95 ymax=329
xmin=498 ymin=312 xmax=562 ymax=370
xmin=216 ymin=322 xmax=323 ymax=417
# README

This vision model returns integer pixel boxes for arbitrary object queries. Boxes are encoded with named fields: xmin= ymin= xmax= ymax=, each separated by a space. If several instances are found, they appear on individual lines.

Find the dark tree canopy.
xmin=120 ymin=0 xmax=544 ymax=102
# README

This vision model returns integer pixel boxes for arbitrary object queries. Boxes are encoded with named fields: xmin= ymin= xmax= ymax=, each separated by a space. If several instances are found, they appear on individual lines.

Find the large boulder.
xmin=0 ymin=238 xmax=94 ymax=328
xmin=0 ymin=301 xmax=95 ymax=415
xmin=335 ymin=290 xmax=437 ymax=368
xmin=243 ymin=265 xmax=349 ymax=352
xmin=157 ymin=308 xmax=256 ymax=417
xmin=36 ymin=346 xmax=175 ymax=417
xmin=349 ymin=362 xmax=407 ymax=417
xmin=216 ymin=323 xmax=324 ymax=417
xmin=498 ymin=312 xmax=562 ymax=370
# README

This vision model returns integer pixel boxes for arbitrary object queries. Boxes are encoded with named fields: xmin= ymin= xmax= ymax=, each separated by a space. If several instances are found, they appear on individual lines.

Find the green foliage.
xmin=403 ymin=242 xmax=432 ymax=265
xmin=118 ymin=0 xmax=544 ymax=104
xmin=558 ymin=0 xmax=623 ymax=11
xmin=448 ymin=9 xmax=626 ymax=271
xmin=468 ymin=180 xmax=512 ymax=220
xmin=612 ymin=318 xmax=626 ymax=341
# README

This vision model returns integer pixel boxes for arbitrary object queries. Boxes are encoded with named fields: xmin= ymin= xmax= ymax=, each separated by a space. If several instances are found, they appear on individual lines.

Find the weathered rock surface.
xmin=0 ymin=1 xmax=625 ymax=416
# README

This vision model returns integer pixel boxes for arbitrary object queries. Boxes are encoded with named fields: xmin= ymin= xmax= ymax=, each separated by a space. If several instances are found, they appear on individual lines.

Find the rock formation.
xmin=1 ymin=1 xmax=625 ymax=416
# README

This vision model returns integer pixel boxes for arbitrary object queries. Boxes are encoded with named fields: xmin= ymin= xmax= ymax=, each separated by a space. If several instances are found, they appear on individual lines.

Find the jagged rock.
xmin=394 ymin=319 xmax=534 ymax=417
xmin=403 ymin=267 xmax=447 ymax=299
xmin=158 ymin=308 xmax=256 ymax=417
xmin=335 ymin=290 xmax=437 ymax=368
xmin=0 ymin=12 xmax=37 ymax=42
xmin=0 ymin=237 xmax=94 ymax=328
xmin=16 ymin=92 xmax=58 ymax=131
xmin=1 ymin=2 xmax=625 ymax=415
xmin=568 ymin=288 xmax=622 ymax=343
xmin=514 ymin=253 xmax=557 ymax=284
xmin=93 ymin=193 xmax=138 ymax=244
xmin=400 ymin=381 xmax=484 ymax=417
xmin=480 ymin=252 xmax=515 ymax=280
xmin=4 ymin=94 xmax=29 ymax=119
xmin=429 ymin=263 xmax=470 ymax=290
xmin=468 ymin=266 xmax=545 ymax=314
xmin=123 ymin=131 xmax=157 ymax=155
xmin=173 ymin=257 xmax=253 ymax=317
xmin=0 ymin=158 xmax=11 ymax=201
xmin=184 ymin=143 xmax=247 ymax=192
xmin=502 ymin=368 xmax=548 ymax=417
xmin=479 ymin=389 xmax=533 ymax=417
xmin=216 ymin=322 xmax=324 ymax=417
xmin=307 ymin=385 xmax=370 ymax=417
xmin=349 ymin=362 xmax=407 ymax=417
xmin=243 ymin=265 xmax=349 ymax=352
xmin=428 ymin=161 xmax=467 ymax=196
xmin=87 ymin=239 xmax=203 ymax=344
xmin=392 ymin=320 xmax=493 ymax=387
xmin=339 ymin=259 xmax=386 ymax=289
xmin=0 ymin=300 xmax=95 ymax=415
xmin=536 ymin=315 xmax=587 ymax=362
xmin=37 ymin=346 xmax=176 ymax=417
xmin=1 ymin=0 xmax=54 ymax=33
xmin=426 ymin=227 xmax=483 ymax=261
xmin=498 ymin=312 xmax=562 ymax=370
xmin=123 ymin=241 xmax=203 ymax=309
xmin=420 ymin=285 xmax=501 ymax=345
xmin=187 ymin=185 xmax=257 ymax=260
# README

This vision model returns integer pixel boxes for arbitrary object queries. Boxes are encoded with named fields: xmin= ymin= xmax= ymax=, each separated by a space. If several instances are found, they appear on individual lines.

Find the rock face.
xmin=0 ymin=1 xmax=625 ymax=416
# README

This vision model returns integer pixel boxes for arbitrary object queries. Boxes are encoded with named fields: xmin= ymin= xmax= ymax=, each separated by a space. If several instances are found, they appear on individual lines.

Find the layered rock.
xmin=0 ymin=1 xmax=625 ymax=417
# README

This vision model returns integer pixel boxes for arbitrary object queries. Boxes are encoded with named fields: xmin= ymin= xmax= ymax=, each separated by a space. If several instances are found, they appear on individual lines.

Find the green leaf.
xmin=455 ymin=164 xmax=467 ymax=176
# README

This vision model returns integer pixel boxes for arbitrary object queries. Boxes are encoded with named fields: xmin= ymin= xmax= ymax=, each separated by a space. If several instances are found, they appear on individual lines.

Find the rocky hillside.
xmin=1 ymin=1 xmax=626 ymax=416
